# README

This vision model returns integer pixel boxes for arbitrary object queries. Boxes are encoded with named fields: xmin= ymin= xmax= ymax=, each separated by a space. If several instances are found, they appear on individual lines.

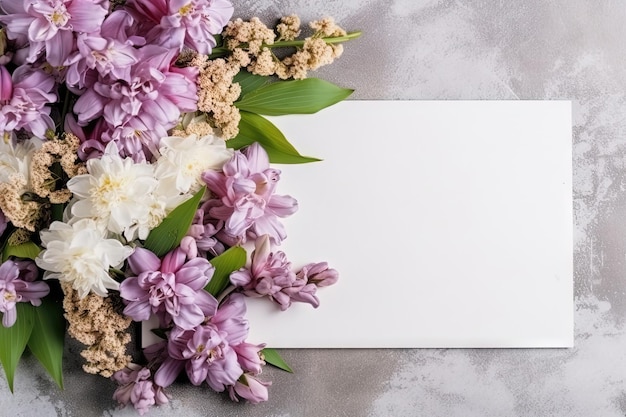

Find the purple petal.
xmin=268 ymin=194 xmax=298 ymax=217
xmin=229 ymin=269 xmax=252 ymax=288
xmin=45 ymin=30 xmax=73 ymax=67
xmin=172 ymin=304 xmax=205 ymax=330
xmin=154 ymin=358 xmax=185 ymax=388
xmin=205 ymin=348 xmax=243 ymax=392
xmin=119 ymin=277 xmax=147 ymax=300
xmin=175 ymin=258 xmax=213 ymax=289
xmin=160 ymin=248 xmax=186 ymax=274
xmin=128 ymin=248 xmax=161 ymax=275
xmin=244 ymin=143 xmax=269 ymax=173
xmin=15 ymin=280 xmax=50 ymax=303
xmin=123 ymin=299 xmax=153 ymax=322
xmin=194 ymin=290 xmax=218 ymax=317
xmin=2 ymin=307 xmax=16 ymax=327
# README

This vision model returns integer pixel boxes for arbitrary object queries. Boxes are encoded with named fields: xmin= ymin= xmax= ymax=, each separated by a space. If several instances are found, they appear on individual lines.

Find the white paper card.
xmin=243 ymin=100 xmax=573 ymax=348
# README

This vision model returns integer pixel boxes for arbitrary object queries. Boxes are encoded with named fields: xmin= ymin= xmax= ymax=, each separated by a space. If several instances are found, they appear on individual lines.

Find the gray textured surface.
xmin=1 ymin=0 xmax=621 ymax=415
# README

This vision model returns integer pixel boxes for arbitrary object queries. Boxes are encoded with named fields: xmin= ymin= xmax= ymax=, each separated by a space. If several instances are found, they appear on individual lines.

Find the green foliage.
xmin=0 ymin=304 xmax=35 ymax=392
xmin=143 ymin=187 xmax=205 ymax=257
xmin=261 ymin=348 xmax=293 ymax=373
xmin=205 ymin=246 xmax=247 ymax=297
xmin=2 ymin=242 xmax=42 ymax=262
xmin=235 ymin=78 xmax=353 ymax=116
xmin=28 ymin=299 xmax=65 ymax=389
xmin=233 ymin=71 xmax=269 ymax=99
xmin=228 ymin=111 xmax=320 ymax=164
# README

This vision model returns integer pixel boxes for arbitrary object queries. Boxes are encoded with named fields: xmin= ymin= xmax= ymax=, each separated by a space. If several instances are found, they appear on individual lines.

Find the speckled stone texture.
xmin=2 ymin=0 xmax=624 ymax=415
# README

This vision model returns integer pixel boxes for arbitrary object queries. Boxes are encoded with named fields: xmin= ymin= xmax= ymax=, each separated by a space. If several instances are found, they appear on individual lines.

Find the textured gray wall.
xmin=1 ymin=0 xmax=622 ymax=415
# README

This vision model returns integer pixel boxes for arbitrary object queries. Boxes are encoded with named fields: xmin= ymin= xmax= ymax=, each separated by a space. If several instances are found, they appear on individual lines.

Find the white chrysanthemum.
xmin=0 ymin=137 xmax=42 ymax=192
xmin=155 ymin=133 xmax=234 ymax=194
xmin=67 ymin=142 xmax=159 ymax=241
xmin=35 ymin=219 xmax=133 ymax=299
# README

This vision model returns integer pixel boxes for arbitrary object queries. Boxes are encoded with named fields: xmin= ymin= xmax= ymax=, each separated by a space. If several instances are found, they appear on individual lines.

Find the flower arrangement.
xmin=0 ymin=0 xmax=359 ymax=414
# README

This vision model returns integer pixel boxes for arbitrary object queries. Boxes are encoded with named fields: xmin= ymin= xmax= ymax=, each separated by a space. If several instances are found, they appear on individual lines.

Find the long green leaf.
xmin=261 ymin=348 xmax=293 ymax=373
xmin=143 ymin=187 xmax=205 ymax=257
xmin=228 ymin=111 xmax=321 ymax=164
xmin=2 ymin=241 xmax=42 ymax=262
xmin=28 ymin=299 xmax=65 ymax=389
xmin=0 ymin=303 xmax=36 ymax=392
xmin=205 ymin=246 xmax=247 ymax=297
xmin=233 ymin=71 xmax=269 ymax=99
xmin=235 ymin=78 xmax=353 ymax=116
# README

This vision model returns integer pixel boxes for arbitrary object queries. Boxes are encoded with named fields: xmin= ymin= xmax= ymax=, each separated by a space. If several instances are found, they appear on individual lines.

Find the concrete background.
xmin=1 ymin=0 xmax=623 ymax=415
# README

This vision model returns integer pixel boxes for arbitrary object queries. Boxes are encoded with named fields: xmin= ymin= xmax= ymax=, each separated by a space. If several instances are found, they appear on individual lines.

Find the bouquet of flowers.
xmin=0 ymin=0 xmax=359 ymax=413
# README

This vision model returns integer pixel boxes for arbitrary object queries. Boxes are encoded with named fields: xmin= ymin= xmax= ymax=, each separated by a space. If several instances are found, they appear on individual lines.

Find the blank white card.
xmin=244 ymin=100 xmax=573 ymax=348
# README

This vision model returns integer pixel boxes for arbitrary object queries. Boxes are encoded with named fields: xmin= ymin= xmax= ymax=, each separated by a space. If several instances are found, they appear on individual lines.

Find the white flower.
xmin=66 ymin=142 xmax=159 ymax=241
xmin=35 ymin=219 xmax=133 ymax=299
xmin=155 ymin=133 xmax=233 ymax=194
xmin=0 ymin=137 xmax=42 ymax=192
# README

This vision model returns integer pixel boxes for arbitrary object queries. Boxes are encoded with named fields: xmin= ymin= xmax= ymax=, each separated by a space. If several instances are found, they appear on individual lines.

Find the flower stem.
xmin=209 ymin=31 xmax=362 ymax=59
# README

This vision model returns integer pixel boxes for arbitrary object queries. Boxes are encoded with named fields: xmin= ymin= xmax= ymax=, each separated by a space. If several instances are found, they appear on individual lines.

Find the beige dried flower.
xmin=277 ymin=15 xmax=301 ymax=41
xmin=30 ymin=134 xmax=86 ymax=204
xmin=224 ymin=17 xmax=275 ymax=55
xmin=310 ymin=17 xmax=347 ymax=37
xmin=195 ymin=56 xmax=242 ymax=139
xmin=248 ymin=47 xmax=277 ymax=76
xmin=0 ymin=175 xmax=44 ymax=231
xmin=62 ymin=282 xmax=132 ymax=378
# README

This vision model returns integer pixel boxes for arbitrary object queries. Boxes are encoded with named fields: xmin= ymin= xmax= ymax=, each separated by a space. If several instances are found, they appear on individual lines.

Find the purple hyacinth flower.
xmin=125 ymin=0 xmax=233 ymax=54
xmin=119 ymin=247 xmax=217 ymax=330
xmin=154 ymin=293 xmax=249 ymax=391
xmin=296 ymin=262 xmax=339 ymax=287
xmin=72 ymin=45 xmax=198 ymax=161
xmin=0 ymin=0 xmax=109 ymax=66
xmin=232 ymin=342 xmax=265 ymax=374
xmin=230 ymin=234 xmax=319 ymax=310
xmin=0 ymin=64 xmax=56 ymax=137
xmin=228 ymin=373 xmax=271 ymax=404
xmin=0 ymin=259 xmax=50 ymax=327
xmin=202 ymin=143 xmax=298 ymax=245
xmin=112 ymin=365 xmax=169 ymax=415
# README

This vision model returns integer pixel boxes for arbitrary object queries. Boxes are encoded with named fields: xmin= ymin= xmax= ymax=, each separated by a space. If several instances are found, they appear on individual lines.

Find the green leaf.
xmin=0 ymin=303 xmax=36 ymax=392
xmin=144 ymin=187 xmax=205 ymax=257
xmin=2 ymin=241 xmax=42 ymax=262
xmin=228 ymin=111 xmax=321 ymax=164
xmin=205 ymin=246 xmax=247 ymax=297
xmin=234 ymin=78 xmax=353 ymax=116
xmin=233 ymin=71 xmax=269 ymax=99
xmin=150 ymin=328 xmax=168 ymax=340
xmin=261 ymin=348 xmax=293 ymax=373
xmin=28 ymin=299 xmax=65 ymax=390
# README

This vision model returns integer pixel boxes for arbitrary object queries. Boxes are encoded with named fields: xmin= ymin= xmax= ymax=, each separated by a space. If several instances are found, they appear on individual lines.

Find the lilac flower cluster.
xmin=118 ymin=247 xmax=271 ymax=408
xmin=199 ymin=143 xmax=339 ymax=311
xmin=0 ymin=0 xmax=232 ymax=161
